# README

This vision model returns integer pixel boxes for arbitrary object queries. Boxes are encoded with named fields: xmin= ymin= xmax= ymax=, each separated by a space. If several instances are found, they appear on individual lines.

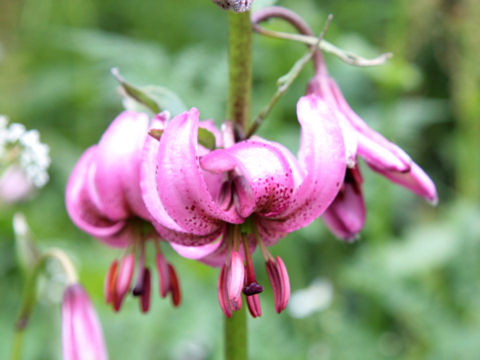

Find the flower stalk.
xmin=227 ymin=11 xmax=252 ymax=134
xmin=10 ymin=248 xmax=78 ymax=360
xmin=225 ymin=9 xmax=251 ymax=360
xmin=252 ymin=14 xmax=392 ymax=67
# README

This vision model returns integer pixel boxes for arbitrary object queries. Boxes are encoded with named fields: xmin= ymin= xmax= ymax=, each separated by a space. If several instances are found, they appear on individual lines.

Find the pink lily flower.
xmin=65 ymin=111 xmax=181 ymax=312
xmin=141 ymin=101 xmax=346 ymax=317
xmin=62 ymin=284 xmax=108 ymax=360
xmin=307 ymin=67 xmax=438 ymax=241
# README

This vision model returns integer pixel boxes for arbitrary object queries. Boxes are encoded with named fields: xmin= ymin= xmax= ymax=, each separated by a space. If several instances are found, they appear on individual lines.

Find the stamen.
xmin=246 ymin=294 xmax=262 ymax=318
xmin=140 ymin=267 xmax=151 ymax=313
xmin=132 ymin=243 xmax=146 ymax=296
xmin=217 ymin=264 xmax=232 ymax=317
xmin=227 ymin=250 xmax=244 ymax=311
xmin=104 ymin=259 xmax=118 ymax=305
xmin=168 ymin=263 xmax=181 ymax=307
xmin=116 ymin=252 xmax=135 ymax=301
xmin=155 ymin=251 xmax=171 ymax=298
xmin=265 ymin=256 xmax=290 ymax=313
xmin=241 ymin=234 xmax=264 ymax=296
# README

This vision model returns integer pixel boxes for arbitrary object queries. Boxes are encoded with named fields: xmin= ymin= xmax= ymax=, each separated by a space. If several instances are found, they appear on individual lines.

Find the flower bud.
xmin=62 ymin=284 xmax=108 ymax=360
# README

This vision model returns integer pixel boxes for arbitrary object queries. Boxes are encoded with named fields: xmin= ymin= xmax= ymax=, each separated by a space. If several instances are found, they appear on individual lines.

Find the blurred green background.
xmin=1 ymin=0 xmax=479 ymax=359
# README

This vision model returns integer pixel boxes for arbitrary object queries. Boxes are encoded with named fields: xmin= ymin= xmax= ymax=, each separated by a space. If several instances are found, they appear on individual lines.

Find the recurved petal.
xmin=260 ymin=95 xmax=346 ymax=242
xmin=65 ymin=146 xmax=127 ymax=247
xmin=327 ymin=78 xmax=411 ymax=172
xmin=152 ymin=219 xmax=225 ymax=248
xmin=200 ymin=140 xmax=296 ymax=218
xmin=368 ymin=160 xmax=438 ymax=204
xmin=322 ymin=167 xmax=366 ymax=241
xmin=94 ymin=111 xmax=150 ymax=221
xmin=140 ymin=115 xmax=192 ymax=235
xmin=155 ymin=108 xmax=242 ymax=233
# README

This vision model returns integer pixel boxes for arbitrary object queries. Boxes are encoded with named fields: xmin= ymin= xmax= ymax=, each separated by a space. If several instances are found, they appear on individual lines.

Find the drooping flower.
xmin=306 ymin=65 xmax=438 ymax=241
xmin=141 ymin=102 xmax=346 ymax=317
xmin=62 ymin=284 xmax=108 ymax=360
xmin=65 ymin=111 xmax=181 ymax=312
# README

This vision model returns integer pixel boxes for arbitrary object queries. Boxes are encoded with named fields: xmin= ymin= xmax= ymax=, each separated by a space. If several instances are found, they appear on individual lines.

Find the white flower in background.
xmin=288 ymin=278 xmax=334 ymax=319
xmin=0 ymin=115 xmax=51 ymax=203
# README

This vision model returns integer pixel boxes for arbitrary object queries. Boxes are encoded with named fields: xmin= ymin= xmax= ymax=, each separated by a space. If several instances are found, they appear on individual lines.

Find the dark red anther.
xmin=217 ymin=264 xmax=232 ymax=318
xmin=246 ymin=294 xmax=262 ymax=318
xmin=265 ymin=256 xmax=290 ymax=313
xmin=116 ymin=253 xmax=135 ymax=301
xmin=140 ymin=267 xmax=151 ymax=313
xmin=104 ymin=259 xmax=118 ymax=305
xmin=168 ymin=263 xmax=181 ymax=307
xmin=155 ymin=252 xmax=170 ymax=298
xmin=243 ymin=282 xmax=264 ymax=296
xmin=227 ymin=250 xmax=244 ymax=311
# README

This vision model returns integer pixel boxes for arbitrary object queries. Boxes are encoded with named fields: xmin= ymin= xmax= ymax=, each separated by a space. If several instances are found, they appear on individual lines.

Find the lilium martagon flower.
xmin=65 ymin=111 xmax=181 ymax=313
xmin=140 ymin=98 xmax=346 ymax=317
xmin=305 ymin=62 xmax=438 ymax=241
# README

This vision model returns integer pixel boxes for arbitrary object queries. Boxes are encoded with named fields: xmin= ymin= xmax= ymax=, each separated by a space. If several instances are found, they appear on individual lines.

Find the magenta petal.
xmin=65 ymin=146 xmax=127 ymax=246
xmin=200 ymin=149 xmax=237 ymax=173
xmin=368 ymin=160 xmax=438 ymax=204
xmin=261 ymin=95 xmax=346 ymax=242
xmin=94 ymin=111 xmax=150 ymax=221
xmin=62 ymin=284 xmax=108 ymax=360
xmin=227 ymin=140 xmax=295 ymax=217
xmin=170 ymin=238 xmax=224 ymax=262
xmin=155 ymin=108 xmax=242 ymax=234
xmin=322 ymin=167 xmax=366 ymax=240
xmin=356 ymin=132 xmax=411 ymax=172
xmin=250 ymin=136 xmax=305 ymax=189
xmin=201 ymin=139 xmax=296 ymax=218
xmin=327 ymin=78 xmax=411 ymax=172
xmin=140 ymin=115 xmax=192 ymax=234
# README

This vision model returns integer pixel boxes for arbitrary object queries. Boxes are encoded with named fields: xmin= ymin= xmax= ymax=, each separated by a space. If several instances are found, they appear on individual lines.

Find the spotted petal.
xmin=154 ymin=108 xmax=243 ymax=236
xmin=260 ymin=95 xmax=346 ymax=243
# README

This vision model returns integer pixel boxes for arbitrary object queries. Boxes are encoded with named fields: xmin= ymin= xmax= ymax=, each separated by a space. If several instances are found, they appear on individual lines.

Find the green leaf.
xmin=147 ymin=127 xmax=215 ymax=149
xmin=148 ymin=128 xmax=164 ymax=141
xmin=137 ymin=85 xmax=186 ymax=117
xmin=112 ymin=68 xmax=161 ymax=113
xmin=198 ymin=128 xmax=216 ymax=150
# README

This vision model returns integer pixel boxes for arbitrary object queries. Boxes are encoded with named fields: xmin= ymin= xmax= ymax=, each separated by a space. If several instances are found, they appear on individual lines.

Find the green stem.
xmin=225 ymin=306 xmax=247 ymax=360
xmin=10 ymin=258 xmax=43 ymax=360
xmin=225 ymin=10 xmax=251 ymax=360
xmin=10 ymin=249 xmax=78 ymax=360
xmin=227 ymin=11 xmax=252 ymax=134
